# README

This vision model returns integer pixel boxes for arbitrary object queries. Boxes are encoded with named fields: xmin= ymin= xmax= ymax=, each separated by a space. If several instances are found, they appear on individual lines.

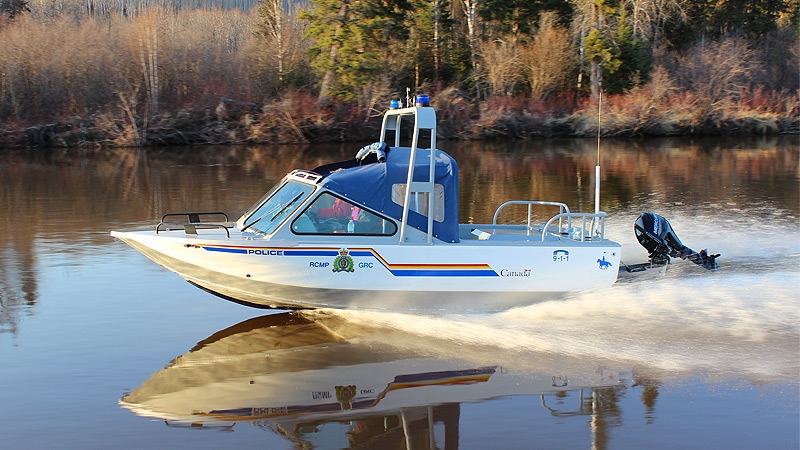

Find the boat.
xmin=111 ymin=95 xmax=623 ymax=311
xmin=120 ymin=311 xmax=628 ymax=445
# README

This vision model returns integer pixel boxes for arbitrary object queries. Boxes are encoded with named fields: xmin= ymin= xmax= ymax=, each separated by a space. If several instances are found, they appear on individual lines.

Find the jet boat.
xmin=111 ymin=97 xmax=622 ymax=311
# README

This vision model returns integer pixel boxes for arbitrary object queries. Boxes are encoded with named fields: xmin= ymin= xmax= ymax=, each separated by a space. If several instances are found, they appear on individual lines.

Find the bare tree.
xmin=358 ymin=74 xmax=393 ymax=122
xmin=432 ymin=0 xmax=441 ymax=81
xmin=257 ymin=0 xmax=307 ymax=90
xmin=524 ymin=12 xmax=574 ymax=100
xmin=136 ymin=12 xmax=160 ymax=115
xmin=260 ymin=0 xmax=286 ymax=77
xmin=479 ymin=36 xmax=522 ymax=97
xmin=29 ymin=0 xmax=261 ymax=19
xmin=625 ymin=0 xmax=687 ymax=46
xmin=462 ymin=0 xmax=480 ymax=99
xmin=674 ymin=35 xmax=762 ymax=116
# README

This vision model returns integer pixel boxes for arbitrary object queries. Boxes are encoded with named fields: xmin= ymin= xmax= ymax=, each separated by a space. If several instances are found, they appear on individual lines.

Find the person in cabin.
xmin=317 ymin=197 xmax=351 ymax=219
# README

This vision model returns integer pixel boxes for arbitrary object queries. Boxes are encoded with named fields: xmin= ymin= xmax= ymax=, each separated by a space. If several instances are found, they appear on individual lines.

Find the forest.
xmin=0 ymin=0 xmax=797 ymax=147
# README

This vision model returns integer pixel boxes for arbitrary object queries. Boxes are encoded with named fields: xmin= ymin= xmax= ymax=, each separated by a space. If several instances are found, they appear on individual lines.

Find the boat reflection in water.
xmin=121 ymin=311 xmax=628 ymax=446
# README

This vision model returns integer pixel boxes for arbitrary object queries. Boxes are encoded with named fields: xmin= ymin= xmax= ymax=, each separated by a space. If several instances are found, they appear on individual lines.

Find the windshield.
xmin=241 ymin=181 xmax=315 ymax=235
xmin=291 ymin=193 xmax=398 ymax=236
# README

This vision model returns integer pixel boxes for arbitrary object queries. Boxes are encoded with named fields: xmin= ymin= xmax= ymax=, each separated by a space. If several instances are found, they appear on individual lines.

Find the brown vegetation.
xmin=0 ymin=4 xmax=797 ymax=148
xmin=524 ymin=13 xmax=575 ymax=101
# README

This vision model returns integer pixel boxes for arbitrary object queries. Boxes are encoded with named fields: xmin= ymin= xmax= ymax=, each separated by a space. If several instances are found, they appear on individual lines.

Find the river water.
xmin=1 ymin=136 xmax=798 ymax=449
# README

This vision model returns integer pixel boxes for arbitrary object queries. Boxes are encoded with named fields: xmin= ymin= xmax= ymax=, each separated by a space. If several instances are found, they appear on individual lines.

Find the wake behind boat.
xmin=111 ymin=96 xmax=625 ymax=311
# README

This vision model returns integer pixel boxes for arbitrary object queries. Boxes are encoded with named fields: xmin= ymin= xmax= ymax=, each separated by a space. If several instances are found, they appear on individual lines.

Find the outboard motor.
xmin=634 ymin=212 xmax=719 ymax=270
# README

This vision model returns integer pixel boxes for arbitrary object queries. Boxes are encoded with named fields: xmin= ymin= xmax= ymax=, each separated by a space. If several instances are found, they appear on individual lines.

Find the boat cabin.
xmin=237 ymin=105 xmax=460 ymax=244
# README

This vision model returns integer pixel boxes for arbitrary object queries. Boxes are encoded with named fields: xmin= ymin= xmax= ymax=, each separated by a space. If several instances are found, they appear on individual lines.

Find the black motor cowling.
xmin=634 ymin=212 xmax=719 ymax=270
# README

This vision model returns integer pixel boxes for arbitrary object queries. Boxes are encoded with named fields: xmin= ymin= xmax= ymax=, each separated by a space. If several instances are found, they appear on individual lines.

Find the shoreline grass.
xmin=0 ymin=88 xmax=796 ymax=149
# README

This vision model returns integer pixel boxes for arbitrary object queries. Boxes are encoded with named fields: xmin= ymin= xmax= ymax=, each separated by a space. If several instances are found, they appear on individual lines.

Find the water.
xmin=0 ymin=136 xmax=798 ymax=449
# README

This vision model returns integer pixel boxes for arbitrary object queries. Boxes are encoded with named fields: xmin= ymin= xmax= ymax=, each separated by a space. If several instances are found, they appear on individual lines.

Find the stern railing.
xmin=491 ymin=201 xmax=607 ymax=241
xmin=540 ymin=212 xmax=607 ymax=242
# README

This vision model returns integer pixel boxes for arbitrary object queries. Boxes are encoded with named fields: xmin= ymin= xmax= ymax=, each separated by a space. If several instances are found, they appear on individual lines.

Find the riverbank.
xmin=1 ymin=89 xmax=797 ymax=148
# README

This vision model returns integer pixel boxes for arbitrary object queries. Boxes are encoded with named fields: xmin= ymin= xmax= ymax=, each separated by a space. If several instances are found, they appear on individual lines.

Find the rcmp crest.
xmin=335 ymin=385 xmax=357 ymax=410
xmin=332 ymin=248 xmax=355 ymax=273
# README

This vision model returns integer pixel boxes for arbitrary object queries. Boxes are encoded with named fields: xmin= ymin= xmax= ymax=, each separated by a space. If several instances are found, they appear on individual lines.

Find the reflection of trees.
xmin=0 ymin=248 xmax=36 ymax=337
xmin=0 ymin=144 xmax=344 ymax=336
xmin=3 ymin=136 xmax=794 ymax=241
xmin=268 ymin=404 xmax=462 ymax=449
xmin=0 ymin=136 xmax=795 ymax=336
xmin=445 ymin=135 xmax=799 ymax=223
xmin=0 ymin=153 xmax=40 ymax=337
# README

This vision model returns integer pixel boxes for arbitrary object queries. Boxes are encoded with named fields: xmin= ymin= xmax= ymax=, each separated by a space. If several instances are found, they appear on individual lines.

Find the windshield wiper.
xmin=241 ymin=192 xmax=304 ymax=233
xmin=271 ymin=193 xmax=304 ymax=221
xmin=240 ymin=216 xmax=263 ymax=234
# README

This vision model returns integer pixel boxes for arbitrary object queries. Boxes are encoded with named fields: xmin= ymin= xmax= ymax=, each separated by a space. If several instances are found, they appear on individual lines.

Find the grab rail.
xmin=156 ymin=211 xmax=231 ymax=238
xmin=540 ymin=212 xmax=607 ymax=242
xmin=160 ymin=212 xmax=229 ymax=223
xmin=492 ymin=201 xmax=571 ymax=235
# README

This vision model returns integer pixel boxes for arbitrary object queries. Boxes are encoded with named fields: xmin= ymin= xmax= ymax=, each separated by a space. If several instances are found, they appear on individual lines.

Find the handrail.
xmin=492 ymin=201 xmax=571 ymax=235
xmin=160 ymin=212 xmax=229 ymax=223
xmin=156 ymin=211 xmax=231 ymax=238
xmin=540 ymin=212 xmax=607 ymax=242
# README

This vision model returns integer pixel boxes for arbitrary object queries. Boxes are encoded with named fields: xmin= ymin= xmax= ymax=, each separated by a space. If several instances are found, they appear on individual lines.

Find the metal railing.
xmin=492 ymin=201 xmax=570 ymax=235
xmin=491 ymin=201 xmax=606 ymax=241
xmin=156 ymin=212 xmax=231 ymax=237
xmin=540 ymin=212 xmax=607 ymax=242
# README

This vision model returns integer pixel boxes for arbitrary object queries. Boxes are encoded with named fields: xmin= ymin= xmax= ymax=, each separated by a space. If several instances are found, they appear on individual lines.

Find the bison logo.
xmin=335 ymin=385 xmax=357 ymax=410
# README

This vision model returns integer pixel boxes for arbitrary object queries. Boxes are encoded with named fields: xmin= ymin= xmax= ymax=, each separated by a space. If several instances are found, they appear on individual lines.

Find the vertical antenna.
xmin=595 ymin=90 xmax=602 ymax=214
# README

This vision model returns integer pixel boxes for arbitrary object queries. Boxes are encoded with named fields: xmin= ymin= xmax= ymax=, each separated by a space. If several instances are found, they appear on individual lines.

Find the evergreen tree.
xmin=584 ymin=28 xmax=621 ymax=95
xmin=393 ymin=0 xmax=457 ymax=88
xmin=479 ymin=0 xmax=573 ymax=35
xmin=0 ymin=0 xmax=30 ymax=19
xmin=301 ymin=0 xmax=412 ymax=101
xmin=713 ymin=0 xmax=788 ymax=37
xmin=605 ymin=6 xmax=652 ymax=94
xmin=665 ymin=0 xmax=792 ymax=49
xmin=574 ymin=0 xmax=620 ymax=97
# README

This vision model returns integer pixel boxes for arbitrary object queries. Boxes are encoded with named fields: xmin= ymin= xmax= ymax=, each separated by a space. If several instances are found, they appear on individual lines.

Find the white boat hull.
xmin=112 ymin=228 xmax=621 ymax=312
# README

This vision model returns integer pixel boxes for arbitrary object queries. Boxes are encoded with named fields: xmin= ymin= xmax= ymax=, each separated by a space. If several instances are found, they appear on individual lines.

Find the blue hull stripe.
xmin=283 ymin=250 xmax=338 ymax=257
xmin=199 ymin=245 xmax=498 ymax=277
xmin=203 ymin=246 xmax=248 ymax=254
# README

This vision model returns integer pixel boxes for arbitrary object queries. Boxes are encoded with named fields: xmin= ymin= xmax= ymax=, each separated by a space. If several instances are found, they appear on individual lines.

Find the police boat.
xmin=111 ymin=96 xmax=624 ymax=312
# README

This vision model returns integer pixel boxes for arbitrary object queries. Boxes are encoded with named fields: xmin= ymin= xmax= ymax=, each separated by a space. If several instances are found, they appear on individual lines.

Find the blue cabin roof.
xmin=313 ymin=146 xmax=460 ymax=243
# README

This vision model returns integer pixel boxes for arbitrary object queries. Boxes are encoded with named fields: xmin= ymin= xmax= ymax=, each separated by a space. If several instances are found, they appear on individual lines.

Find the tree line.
xmin=0 ymin=0 xmax=797 ymax=147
